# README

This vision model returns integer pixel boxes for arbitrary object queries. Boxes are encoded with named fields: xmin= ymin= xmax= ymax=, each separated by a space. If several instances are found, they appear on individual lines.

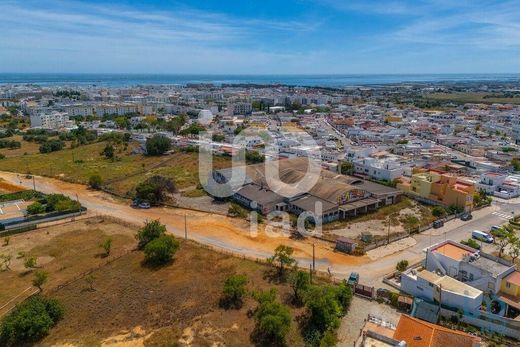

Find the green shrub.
xmin=136 ymin=220 xmax=166 ymax=249
xmin=26 ymin=202 xmax=45 ymax=215
xmin=143 ymin=235 xmax=179 ymax=265
xmin=220 ymin=274 xmax=248 ymax=309
xmin=0 ymin=295 xmax=63 ymax=346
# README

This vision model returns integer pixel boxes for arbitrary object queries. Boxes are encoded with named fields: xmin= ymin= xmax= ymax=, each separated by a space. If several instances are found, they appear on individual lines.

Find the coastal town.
xmin=1 ymin=80 xmax=520 ymax=346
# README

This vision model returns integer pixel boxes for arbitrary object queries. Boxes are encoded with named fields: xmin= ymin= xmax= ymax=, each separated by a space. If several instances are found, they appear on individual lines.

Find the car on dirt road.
xmin=347 ymin=272 xmax=359 ymax=287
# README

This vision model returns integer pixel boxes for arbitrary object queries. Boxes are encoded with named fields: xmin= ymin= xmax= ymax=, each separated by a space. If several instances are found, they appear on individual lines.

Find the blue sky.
xmin=0 ymin=0 xmax=519 ymax=74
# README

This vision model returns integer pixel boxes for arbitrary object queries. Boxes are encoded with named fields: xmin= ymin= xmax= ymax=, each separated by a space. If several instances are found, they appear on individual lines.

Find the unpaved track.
xmin=0 ymin=172 xmax=378 ymax=280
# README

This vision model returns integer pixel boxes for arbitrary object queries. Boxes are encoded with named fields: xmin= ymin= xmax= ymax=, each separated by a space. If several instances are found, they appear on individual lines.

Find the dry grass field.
xmin=0 ymin=141 xmax=231 ymax=197
xmin=1 ymin=217 xmax=315 ymax=346
xmin=0 ymin=217 xmax=136 ymax=305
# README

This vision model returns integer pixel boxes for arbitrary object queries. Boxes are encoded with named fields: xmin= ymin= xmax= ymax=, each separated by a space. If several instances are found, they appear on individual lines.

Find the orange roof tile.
xmin=432 ymin=243 xmax=474 ymax=261
xmin=393 ymin=315 xmax=480 ymax=347
xmin=505 ymin=271 xmax=520 ymax=287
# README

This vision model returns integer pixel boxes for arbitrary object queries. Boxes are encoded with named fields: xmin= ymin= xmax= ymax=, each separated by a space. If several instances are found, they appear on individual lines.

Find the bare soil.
xmin=39 ymin=241 xmax=307 ymax=347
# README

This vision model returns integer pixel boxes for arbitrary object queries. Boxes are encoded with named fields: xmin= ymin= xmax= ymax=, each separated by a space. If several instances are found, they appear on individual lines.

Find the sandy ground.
xmin=0 ymin=200 xmax=29 ymax=221
xmin=0 ymin=172 xmax=369 ymax=279
xmin=366 ymin=237 xmax=417 ymax=260
xmin=337 ymin=296 xmax=401 ymax=346
xmin=332 ymin=220 xmax=405 ymax=239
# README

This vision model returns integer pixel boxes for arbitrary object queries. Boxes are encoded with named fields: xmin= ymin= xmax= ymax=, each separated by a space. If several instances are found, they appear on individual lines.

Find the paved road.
xmin=1 ymin=171 xmax=515 ymax=287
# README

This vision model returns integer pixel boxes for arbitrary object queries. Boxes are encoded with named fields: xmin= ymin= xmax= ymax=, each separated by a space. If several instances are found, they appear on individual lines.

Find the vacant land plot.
xmin=324 ymin=197 xmax=436 ymax=238
xmin=0 ymin=135 xmax=42 ymax=158
xmin=35 ymin=238 xmax=309 ymax=346
xmin=0 ymin=141 xmax=161 ymax=184
xmin=0 ymin=217 xmax=136 ymax=305
xmin=0 ymin=142 xmax=232 ymax=197
xmin=106 ymin=151 xmax=231 ymax=195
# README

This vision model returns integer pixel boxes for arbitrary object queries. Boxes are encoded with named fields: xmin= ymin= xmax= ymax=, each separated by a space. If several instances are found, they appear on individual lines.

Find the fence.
xmin=354 ymin=283 xmax=375 ymax=299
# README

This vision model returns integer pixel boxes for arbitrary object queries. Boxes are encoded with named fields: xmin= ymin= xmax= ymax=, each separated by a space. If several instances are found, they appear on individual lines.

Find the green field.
xmin=425 ymin=92 xmax=520 ymax=105
xmin=0 ymin=141 xmax=231 ymax=195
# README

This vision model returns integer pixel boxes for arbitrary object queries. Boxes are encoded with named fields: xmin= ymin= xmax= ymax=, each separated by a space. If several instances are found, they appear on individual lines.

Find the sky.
xmin=0 ymin=0 xmax=519 ymax=74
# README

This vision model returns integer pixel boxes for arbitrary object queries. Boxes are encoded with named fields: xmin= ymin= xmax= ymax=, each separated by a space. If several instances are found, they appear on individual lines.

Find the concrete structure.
xmin=353 ymin=157 xmax=410 ymax=181
xmin=401 ymin=268 xmax=483 ymax=313
xmin=30 ymin=112 xmax=72 ymax=129
xmin=477 ymin=172 xmax=520 ymax=199
xmin=398 ymin=170 xmax=475 ymax=211
xmin=424 ymin=240 xmax=516 ymax=295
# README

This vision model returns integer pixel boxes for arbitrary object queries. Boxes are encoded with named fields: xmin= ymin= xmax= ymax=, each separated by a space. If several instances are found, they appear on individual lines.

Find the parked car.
xmin=138 ymin=202 xmax=151 ymax=209
xmin=131 ymin=199 xmax=141 ymax=208
xmin=490 ymin=225 xmax=501 ymax=232
xmin=460 ymin=212 xmax=473 ymax=221
xmin=376 ymin=288 xmax=391 ymax=299
xmin=433 ymin=220 xmax=444 ymax=229
xmin=472 ymin=230 xmax=494 ymax=243
xmin=347 ymin=272 xmax=359 ymax=287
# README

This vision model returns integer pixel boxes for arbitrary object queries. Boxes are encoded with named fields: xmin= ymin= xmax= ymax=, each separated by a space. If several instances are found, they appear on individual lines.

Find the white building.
xmin=30 ymin=112 xmax=72 ymax=129
xmin=478 ymin=172 xmax=520 ymax=199
xmin=227 ymin=102 xmax=252 ymax=116
xmin=353 ymin=157 xmax=410 ymax=181
xmin=425 ymin=240 xmax=516 ymax=295
xmin=401 ymin=268 xmax=483 ymax=313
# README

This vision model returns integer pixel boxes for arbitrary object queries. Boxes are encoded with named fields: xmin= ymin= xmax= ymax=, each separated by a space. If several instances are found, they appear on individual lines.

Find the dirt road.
xmin=0 ymin=172 xmax=373 ymax=279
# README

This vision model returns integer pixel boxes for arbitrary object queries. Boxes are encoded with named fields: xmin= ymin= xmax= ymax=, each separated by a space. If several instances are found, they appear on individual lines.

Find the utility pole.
xmin=312 ymin=243 xmax=315 ymax=271
xmin=32 ymin=175 xmax=36 ymax=191
xmin=309 ymin=263 xmax=313 ymax=284
xmin=184 ymin=213 xmax=187 ymax=240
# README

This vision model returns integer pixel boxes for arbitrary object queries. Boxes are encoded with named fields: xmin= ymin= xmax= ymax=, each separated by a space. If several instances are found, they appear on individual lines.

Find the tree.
xmin=0 ymin=296 xmax=63 ymax=346
xmin=251 ymin=289 xmax=292 ymax=347
xmin=396 ymin=259 xmax=409 ymax=272
xmin=245 ymin=149 xmax=265 ymax=164
xmin=135 ymin=176 xmax=176 ymax=205
xmin=289 ymin=270 xmax=310 ymax=304
xmin=319 ymin=329 xmax=337 ymax=347
xmin=24 ymin=256 xmax=37 ymax=270
xmin=26 ymin=202 xmax=45 ymax=215
xmin=268 ymin=245 xmax=296 ymax=276
xmin=447 ymin=204 xmax=464 ymax=214
xmin=492 ymin=226 xmax=514 ymax=258
xmin=99 ymin=237 xmax=112 ymax=257
xmin=220 ymin=274 xmax=248 ymax=309
xmin=431 ymin=206 xmax=446 ymax=218
xmin=145 ymin=135 xmax=171 ymax=155
xmin=88 ymin=174 xmax=103 ymax=189
xmin=339 ymin=161 xmax=353 ymax=175
xmin=136 ymin=220 xmax=166 ymax=249
xmin=143 ymin=235 xmax=179 ymax=266
xmin=32 ymin=271 xmax=48 ymax=291
xmin=101 ymin=143 xmax=115 ymax=161
xmin=508 ymin=235 xmax=520 ymax=263
xmin=304 ymin=285 xmax=342 ymax=338
xmin=335 ymin=280 xmax=353 ymax=314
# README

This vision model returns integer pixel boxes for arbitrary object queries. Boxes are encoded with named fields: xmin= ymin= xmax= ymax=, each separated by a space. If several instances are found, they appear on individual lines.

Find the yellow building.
xmin=398 ymin=170 xmax=475 ymax=211
xmin=501 ymin=271 xmax=520 ymax=297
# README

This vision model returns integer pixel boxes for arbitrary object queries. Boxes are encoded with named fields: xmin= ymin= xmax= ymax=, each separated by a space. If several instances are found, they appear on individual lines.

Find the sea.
xmin=1 ymin=73 xmax=520 ymax=87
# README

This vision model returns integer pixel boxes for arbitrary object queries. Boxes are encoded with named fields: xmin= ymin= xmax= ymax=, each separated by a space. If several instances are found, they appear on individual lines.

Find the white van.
xmin=472 ymin=230 xmax=494 ymax=243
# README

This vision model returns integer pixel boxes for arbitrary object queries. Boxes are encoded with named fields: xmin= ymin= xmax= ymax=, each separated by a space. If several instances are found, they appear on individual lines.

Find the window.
xmin=506 ymin=282 xmax=511 ymax=289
